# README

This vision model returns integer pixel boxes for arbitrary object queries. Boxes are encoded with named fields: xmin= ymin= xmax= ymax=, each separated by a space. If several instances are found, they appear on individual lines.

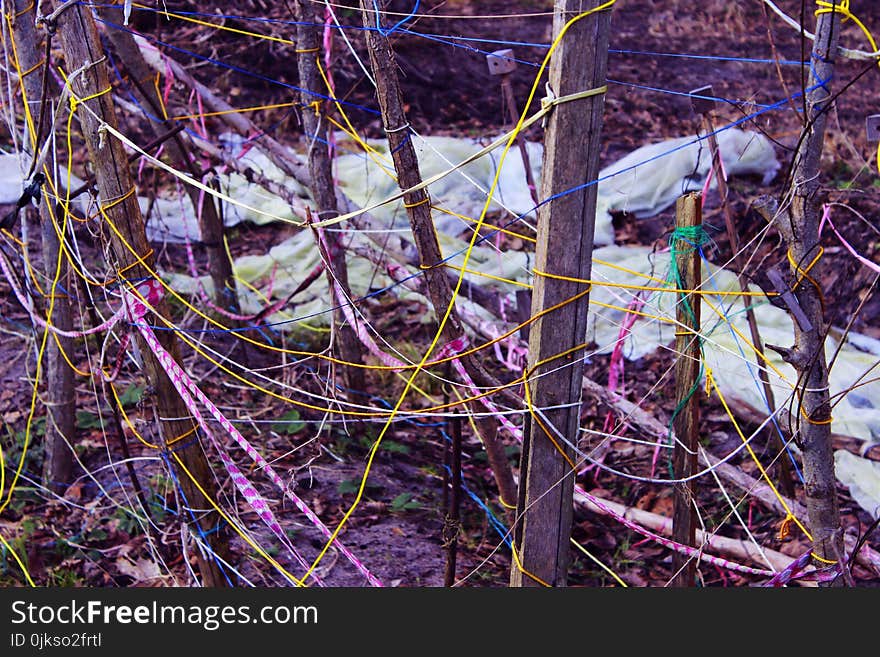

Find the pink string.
xmin=820 ymin=204 xmax=880 ymax=275
xmin=314 ymin=225 xmax=407 ymax=369
xmin=0 ymin=251 xmax=125 ymax=339
xmin=604 ymin=291 xmax=647 ymax=437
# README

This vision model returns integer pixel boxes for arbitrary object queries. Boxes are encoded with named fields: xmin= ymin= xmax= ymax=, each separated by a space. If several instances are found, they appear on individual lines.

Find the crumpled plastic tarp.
xmin=17 ymin=125 xmax=773 ymax=245
xmin=334 ymin=128 xmax=780 ymax=246
xmin=834 ymin=450 xmax=880 ymax=519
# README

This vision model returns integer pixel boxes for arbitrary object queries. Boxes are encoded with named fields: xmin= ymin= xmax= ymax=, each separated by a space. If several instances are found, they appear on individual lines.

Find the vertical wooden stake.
xmin=54 ymin=2 xmax=230 ymax=586
xmin=511 ymin=0 xmax=612 ymax=587
xmin=444 ymin=411 xmax=462 ymax=587
xmin=9 ymin=0 xmax=75 ymax=494
xmin=671 ymin=192 xmax=702 ymax=587
xmin=293 ymin=0 xmax=364 ymax=395
xmin=99 ymin=9 xmax=244 ymax=328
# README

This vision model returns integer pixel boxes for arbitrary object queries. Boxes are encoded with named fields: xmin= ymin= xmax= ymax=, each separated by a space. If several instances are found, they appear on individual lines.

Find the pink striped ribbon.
xmin=126 ymin=280 xmax=382 ymax=586
xmin=127 ymin=283 xmax=319 ymax=585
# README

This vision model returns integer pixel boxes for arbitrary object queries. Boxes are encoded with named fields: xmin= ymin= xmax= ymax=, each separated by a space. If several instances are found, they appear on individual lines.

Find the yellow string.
xmin=300 ymin=0 xmax=618 ymax=583
xmin=402 ymin=195 xmax=431 ymax=208
xmin=99 ymin=186 xmax=137 ymax=213
xmin=152 ymin=72 xmax=169 ymax=121
xmin=18 ymin=56 xmax=44 ymax=78
xmin=704 ymin=368 xmax=812 ymax=540
xmin=815 ymin=1 xmax=879 ymax=66
xmin=810 ymin=551 xmax=838 ymax=565
xmin=144 ymin=3 xmax=295 ymax=46
xmin=535 ymin=268 xmax=778 ymax=297
xmin=171 ymin=101 xmax=299 ymax=122
xmin=0 ymin=531 xmax=35 ymax=586
xmin=168 ymin=451 xmax=306 ymax=586
xmin=498 ymin=496 xmax=517 ymax=510
xmin=51 ymin=331 xmax=91 ymax=376
xmin=510 ymin=544 xmax=552 ymax=587
xmin=109 ymin=381 xmax=160 ymax=449
xmin=13 ymin=1 xmax=35 ymax=18
xmin=0 ymin=17 xmax=65 ymax=517
xmin=442 ymin=263 xmax=532 ymax=289
xmin=431 ymin=204 xmax=537 ymax=242
xmin=569 ymin=537 xmax=628 ymax=587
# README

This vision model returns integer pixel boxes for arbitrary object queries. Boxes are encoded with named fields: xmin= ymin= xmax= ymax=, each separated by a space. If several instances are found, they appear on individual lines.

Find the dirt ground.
xmin=1 ymin=1 xmax=879 ymax=587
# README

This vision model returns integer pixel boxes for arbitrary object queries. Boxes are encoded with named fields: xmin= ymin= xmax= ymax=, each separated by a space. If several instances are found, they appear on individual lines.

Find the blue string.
xmin=84 ymin=3 xmax=811 ymax=68
xmin=438 ymin=430 xmax=511 ymax=547
xmin=96 ymin=17 xmax=381 ymax=117
xmin=374 ymin=0 xmax=421 ymax=36
xmin=609 ymin=48 xmax=805 ymax=66
xmin=533 ymin=76 xmax=829 ymax=211
xmin=159 ymin=450 xmax=234 ymax=586
xmin=607 ymin=79 xmax=787 ymax=110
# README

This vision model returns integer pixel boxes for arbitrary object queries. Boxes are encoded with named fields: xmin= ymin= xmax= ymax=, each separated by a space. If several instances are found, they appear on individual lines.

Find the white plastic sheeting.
xmin=90 ymin=127 xmax=779 ymax=244
xmin=334 ymin=128 xmax=780 ymax=246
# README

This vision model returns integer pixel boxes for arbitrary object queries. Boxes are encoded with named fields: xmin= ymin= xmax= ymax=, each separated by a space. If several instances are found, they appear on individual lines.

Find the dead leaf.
xmin=650 ymin=495 xmax=674 ymax=518
xmin=114 ymin=556 xmax=161 ymax=583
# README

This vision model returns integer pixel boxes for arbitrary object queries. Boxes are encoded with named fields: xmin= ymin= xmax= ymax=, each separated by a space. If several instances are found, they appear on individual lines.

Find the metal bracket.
xmin=766 ymin=267 xmax=812 ymax=332
xmin=486 ymin=49 xmax=517 ymax=76
xmin=688 ymin=85 xmax=716 ymax=117
xmin=867 ymin=114 xmax=880 ymax=142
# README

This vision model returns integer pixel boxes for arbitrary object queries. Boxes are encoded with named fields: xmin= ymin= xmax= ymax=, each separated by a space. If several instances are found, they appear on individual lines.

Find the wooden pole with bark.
xmin=758 ymin=5 xmax=844 ymax=572
xmin=671 ymin=192 xmax=702 ymax=587
xmin=8 ymin=0 xmax=75 ymax=494
xmin=357 ymin=1 xmax=517 ymax=508
xmin=293 ymin=0 xmax=364 ymax=394
xmin=53 ymin=2 xmax=231 ymax=586
xmin=99 ymin=7 xmax=243 ymax=323
xmin=511 ymin=0 xmax=611 ymax=587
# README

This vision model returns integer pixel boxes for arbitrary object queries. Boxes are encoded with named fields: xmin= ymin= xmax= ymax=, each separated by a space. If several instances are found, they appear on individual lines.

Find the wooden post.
xmin=443 ymin=411 xmax=462 ymax=587
xmin=8 ymin=0 xmax=75 ymax=494
xmin=671 ymin=192 xmax=702 ymax=587
xmin=690 ymin=87 xmax=794 ymax=497
xmin=99 ymin=7 xmax=243 ymax=324
xmin=54 ymin=2 xmax=231 ymax=586
xmin=293 ymin=0 xmax=364 ymax=394
xmin=761 ymin=6 xmax=845 ymax=570
xmin=357 ymin=1 xmax=517 ymax=506
xmin=511 ymin=0 xmax=611 ymax=587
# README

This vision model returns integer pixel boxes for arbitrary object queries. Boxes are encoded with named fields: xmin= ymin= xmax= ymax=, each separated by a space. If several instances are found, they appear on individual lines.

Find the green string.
xmin=666 ymin=225 xmax=709 ymax=476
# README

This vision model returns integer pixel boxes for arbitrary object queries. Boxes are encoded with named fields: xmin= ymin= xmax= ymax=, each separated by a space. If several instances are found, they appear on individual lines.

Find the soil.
xmin=1 ymin=0 xmax=879 ymax=587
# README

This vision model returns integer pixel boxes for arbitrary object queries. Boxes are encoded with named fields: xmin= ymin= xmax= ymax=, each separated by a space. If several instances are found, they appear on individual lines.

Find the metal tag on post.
xmin=867 ymin=114 xmax=880 ymax=142
xmin=486 ymin=48 xmax=517 ymax=76
xmin=688 ymin=84 xmax=716 ymax=116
